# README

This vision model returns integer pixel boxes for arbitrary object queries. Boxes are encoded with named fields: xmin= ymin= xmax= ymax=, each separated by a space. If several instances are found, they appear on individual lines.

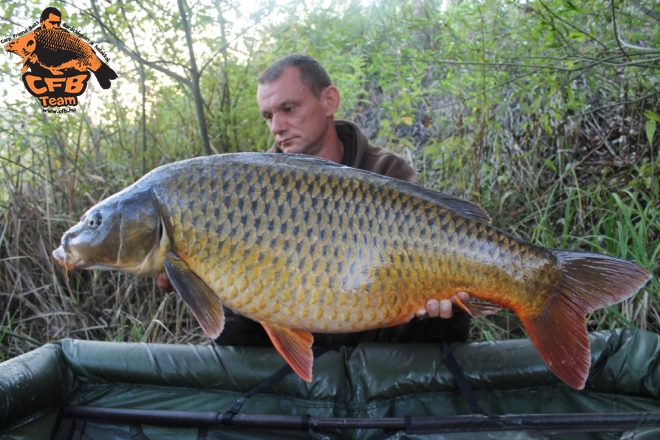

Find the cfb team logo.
xmin=3 ymin=7 xmax=118 ymax=110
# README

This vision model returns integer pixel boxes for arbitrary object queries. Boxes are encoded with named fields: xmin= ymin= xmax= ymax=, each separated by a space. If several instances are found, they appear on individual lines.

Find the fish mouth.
xmin=52 ymin=245 xmax=81 ymax=272
xmin=52 ymin=246 xmax=115 ymax=272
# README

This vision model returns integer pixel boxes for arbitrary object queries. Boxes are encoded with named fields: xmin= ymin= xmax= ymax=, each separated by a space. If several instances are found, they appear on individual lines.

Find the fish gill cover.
xmin=3 ymin=6 xmax=118 ymax=111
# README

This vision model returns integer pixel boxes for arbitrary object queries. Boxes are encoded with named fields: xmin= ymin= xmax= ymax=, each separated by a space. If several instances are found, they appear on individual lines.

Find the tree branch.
xmin=611 ymin=0 xmax=630 ymax=60
xmin=628 ymin=0 xmax=660 ymax=22
xmin=87 ymin=0 xmax=192 ymax=89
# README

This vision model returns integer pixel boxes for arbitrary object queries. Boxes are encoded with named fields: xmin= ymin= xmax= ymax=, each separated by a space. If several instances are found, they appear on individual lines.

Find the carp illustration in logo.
xmin=4 ymin=7 xmax=118 ymax=108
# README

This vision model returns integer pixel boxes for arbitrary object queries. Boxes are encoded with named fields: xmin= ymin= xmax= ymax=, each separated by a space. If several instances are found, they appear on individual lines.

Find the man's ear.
xmin=321 ymin=85 xmax=340 ymax=116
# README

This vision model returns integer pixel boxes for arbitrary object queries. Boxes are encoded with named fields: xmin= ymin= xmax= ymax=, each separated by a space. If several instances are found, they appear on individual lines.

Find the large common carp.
xmin=52 ymin=153 xmax=651 ymax=389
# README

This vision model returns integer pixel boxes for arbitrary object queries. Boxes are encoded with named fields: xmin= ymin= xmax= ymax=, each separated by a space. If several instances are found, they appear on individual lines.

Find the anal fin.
xmin=164 ymin=254 xmax=224 ymax=339
xmin=261 ymin=323 xmax=314 ymax=382
xmin=462 ymin=300 xmax=502 ymax=317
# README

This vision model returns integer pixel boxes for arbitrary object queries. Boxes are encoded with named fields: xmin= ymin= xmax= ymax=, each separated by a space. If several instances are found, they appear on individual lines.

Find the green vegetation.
xmin=0 ymin=0 xmax=657 ymax=360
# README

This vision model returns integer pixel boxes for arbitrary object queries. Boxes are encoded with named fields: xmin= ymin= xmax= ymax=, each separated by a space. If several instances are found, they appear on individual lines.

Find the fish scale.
xmin=53 ymin=153 xmax=651 ymax=389
xmin=37 ymin=29 xmax=93 ymax=58
xmin=162 ymin=158 xmax=542 ymax=330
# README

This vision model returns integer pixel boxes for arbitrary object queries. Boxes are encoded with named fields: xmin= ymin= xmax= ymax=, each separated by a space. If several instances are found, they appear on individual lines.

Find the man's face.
xmin=257 ymin=67 xmax=333 ymax=156
xmin=41 ymin=13 xmax=61 ymax=30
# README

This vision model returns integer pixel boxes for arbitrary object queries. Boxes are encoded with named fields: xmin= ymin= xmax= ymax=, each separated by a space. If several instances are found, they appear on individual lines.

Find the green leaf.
xmin=568 ymin=31 xmax=586 ymax=41
xmin=644 ymin=111 xmax=660 ymax=122
xmin=646 ymin=120 xmax=656 ymax=145
xmin=541 ymin=157 xmax=557 ymax=172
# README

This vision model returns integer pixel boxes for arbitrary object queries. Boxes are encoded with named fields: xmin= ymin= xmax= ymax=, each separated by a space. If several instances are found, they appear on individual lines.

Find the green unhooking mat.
xmin=2 ymin=328 xmax=660 ymax=439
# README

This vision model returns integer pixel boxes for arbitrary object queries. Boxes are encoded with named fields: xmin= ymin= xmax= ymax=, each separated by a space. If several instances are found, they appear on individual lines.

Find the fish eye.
xmin=87 ymin=211 xmax=102 ymax=229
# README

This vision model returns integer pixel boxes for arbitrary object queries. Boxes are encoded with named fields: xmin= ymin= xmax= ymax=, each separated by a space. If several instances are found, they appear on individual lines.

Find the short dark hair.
xmin=40 ymin=7 xmax=62 ymax=22
xmin=258 ymin=54 xmax=332 ymax=98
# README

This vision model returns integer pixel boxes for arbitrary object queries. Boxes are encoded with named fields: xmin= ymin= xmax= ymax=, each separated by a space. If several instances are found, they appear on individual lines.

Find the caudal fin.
xmin=93 ymin=62 xmax=118 ymax=89
xmin=520 ymin=250 xmax=650 ymax=390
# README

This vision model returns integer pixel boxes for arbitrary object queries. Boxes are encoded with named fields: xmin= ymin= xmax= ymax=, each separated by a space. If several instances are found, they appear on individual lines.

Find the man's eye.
xmin=283 ymin=107 xmax=293 ymax=112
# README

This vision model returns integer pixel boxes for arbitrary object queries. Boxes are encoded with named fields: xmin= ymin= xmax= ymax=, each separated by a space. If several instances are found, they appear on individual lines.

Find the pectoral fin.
xmin=261 ymin=323 xmax=314 ymax=382
xmin=164 ymin=254 xmax=224 ymax=339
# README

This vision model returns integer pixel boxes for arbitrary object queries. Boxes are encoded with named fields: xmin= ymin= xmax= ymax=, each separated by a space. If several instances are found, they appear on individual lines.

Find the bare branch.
xmin=536 ymin=0 xmax=609 ymax=52
xmin=87 ymin=0 xmax=192 ymax=89
xmin=628 ymin=0 xmax=660 ymax=22
xmin=611 ymin=0 xmax=630 ymax=59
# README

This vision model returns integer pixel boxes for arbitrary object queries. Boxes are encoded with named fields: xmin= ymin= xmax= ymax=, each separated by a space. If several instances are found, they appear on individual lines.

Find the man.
xmin=215 ymin=54 xmax=471 ymax=346
xmin=40 ymin=7 xmax=63 ymax=30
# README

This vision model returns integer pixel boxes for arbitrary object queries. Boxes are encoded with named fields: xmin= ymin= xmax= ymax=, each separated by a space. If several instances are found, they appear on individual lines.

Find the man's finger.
xmin=439 ymin=299 xmax=453 ymax=319
xmin=456 ymin=291 xmax=470 ymax=303
xmin=425 ymin=298 xmax=439 ymax=318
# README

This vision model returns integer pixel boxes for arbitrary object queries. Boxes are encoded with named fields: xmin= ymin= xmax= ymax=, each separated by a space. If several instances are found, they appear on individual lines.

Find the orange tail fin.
xmin=520 ymin=250 xmax=650 ymax=390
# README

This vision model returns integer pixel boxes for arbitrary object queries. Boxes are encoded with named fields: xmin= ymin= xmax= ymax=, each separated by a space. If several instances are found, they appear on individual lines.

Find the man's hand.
xmin=415 ymin=291 xmax=471 ymax=319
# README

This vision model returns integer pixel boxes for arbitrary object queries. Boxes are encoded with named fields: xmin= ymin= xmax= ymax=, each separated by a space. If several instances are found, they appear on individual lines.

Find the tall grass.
xmin=0 ymin=197 xmax=206 ymax=362
xmin=0 ymin=130 xmax=206 ymax=362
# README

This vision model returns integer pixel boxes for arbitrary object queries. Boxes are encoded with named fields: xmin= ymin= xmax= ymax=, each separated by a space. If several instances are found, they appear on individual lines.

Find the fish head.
xmin=53 ymin=189 xmax=167 ymax=277
xmin=5 ymin=33 xmax=36 ymax=58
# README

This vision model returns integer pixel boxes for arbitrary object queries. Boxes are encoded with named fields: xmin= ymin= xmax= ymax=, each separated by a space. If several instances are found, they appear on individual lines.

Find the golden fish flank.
xmin=52 ymin=153 xmax=651 ymax=390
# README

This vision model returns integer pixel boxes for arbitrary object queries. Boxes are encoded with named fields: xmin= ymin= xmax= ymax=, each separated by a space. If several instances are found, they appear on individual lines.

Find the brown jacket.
xmin=267 ymin=119 xmax=418 ymax=183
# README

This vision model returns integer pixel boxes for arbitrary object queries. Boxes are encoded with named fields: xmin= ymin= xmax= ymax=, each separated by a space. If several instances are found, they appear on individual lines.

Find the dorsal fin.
xmin=395 ymin=182 xmax=491 ymax=224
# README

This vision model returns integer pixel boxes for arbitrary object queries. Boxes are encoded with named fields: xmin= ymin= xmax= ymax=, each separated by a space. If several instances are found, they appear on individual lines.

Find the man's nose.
xmin=270 ymin=113 xmax=286 ymax=134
